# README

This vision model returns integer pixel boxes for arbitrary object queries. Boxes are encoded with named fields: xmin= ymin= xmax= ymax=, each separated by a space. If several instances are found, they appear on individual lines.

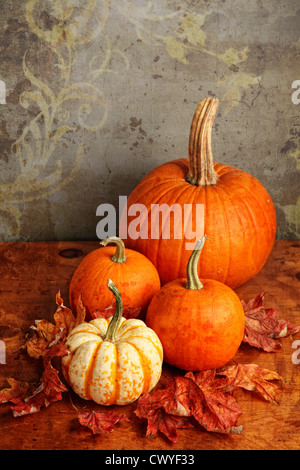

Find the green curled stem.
xmin=104 ymin=279 xmax=123 ymax=342
xmin=186 ymin=235 xmax=208 ymax=290
xmin=100 ymin=236 xmax=126 ymax=263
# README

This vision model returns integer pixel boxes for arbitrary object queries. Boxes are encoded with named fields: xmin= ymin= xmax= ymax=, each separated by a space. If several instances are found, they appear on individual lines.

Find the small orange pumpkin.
xmin=69 ymin=236 xmax=160 ymax=320
xmin=146 ymin=236 xmax=245 ymax=371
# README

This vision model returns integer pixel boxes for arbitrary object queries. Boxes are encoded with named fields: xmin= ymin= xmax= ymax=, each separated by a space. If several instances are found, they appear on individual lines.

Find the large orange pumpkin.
xmin=121 ymin=97 xmax=276 ymax=288
xmin=146 ymin=236 xmax=245 ymax=371
xmin=69 ymin=236 xmax=160 ymax=320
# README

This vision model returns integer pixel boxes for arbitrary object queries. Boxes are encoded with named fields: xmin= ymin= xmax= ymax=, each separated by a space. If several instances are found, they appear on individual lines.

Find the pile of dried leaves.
xmin=0 ymin=291 xmax=299 ymax=442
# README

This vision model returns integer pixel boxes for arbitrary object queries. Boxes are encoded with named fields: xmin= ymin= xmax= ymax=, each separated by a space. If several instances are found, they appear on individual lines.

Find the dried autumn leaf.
xmin=218 ymin=363 xmax=284 ymax=403
xmin=42 ymin=357 xmax=68 ymax=398
xmin=0 ymin=376 xmax=59 ymax=417
xmin=26 ymin=291 xmax=83 ymax=359
xmin=174 ymin=374 xmax=243 ymax=434
xmin=0 ymin=378 xmax=32 ymax=405
xmin=242 ymin=292 xmax=300 ymax=352
xmin=78 ymin=410 xmax=130 ymax=435
xmin=0 ymin=292 xmax=71 ymax=418
xmin=92 ymin=303 xmax=115 ymax=320
xmin=43 ymin=341 xmax=69 ymax=361
xmin=11 ymin=357 xmax=68 ymax=417
xmin=74 ymin=294 xmax=86 ymax=326
xmin=142 ymin=408 xmax=193 ymax=443
xmin=92 ymin=299 xmax=141 ymax=320
xmin=135 ymin=385 xmax=179 ymax=416
xmin=135 ymin=391 xmax=193 ymax=442
xmin=135 ymin=371 xmax=242 ymax=440
xmin=2 ymin=338 xmax=68 ymax=417
xmin=11 ymin=384 xmax=47 ymax=417
xmin=26 ymin=319 xmax=62 ymax=359
xmin=54 ymin=290 xmax=85 ymax=334
xmin=135 ymin=360 xmax=285 ymax=440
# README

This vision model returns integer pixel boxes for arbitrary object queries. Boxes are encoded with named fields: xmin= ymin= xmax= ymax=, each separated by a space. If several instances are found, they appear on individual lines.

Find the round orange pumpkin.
xmin=69 ymin=236 xmax=161 ymax=320
xmin=121 ymin=97 xmax=276 ymax=288
xmin=146 ymin=236 xmax=245 ymax=371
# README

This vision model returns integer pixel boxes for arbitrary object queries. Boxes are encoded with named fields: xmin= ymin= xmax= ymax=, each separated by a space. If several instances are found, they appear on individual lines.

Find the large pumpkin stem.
xmin=185 ymin=97 xmax=219 ymax=186
xmin=104 ymin=279 xmax=123 ymax=342
xmin=186 ymin=235 xmax=207 ymax=290
xmin=100 ymin=236 xmax=126 ymax=263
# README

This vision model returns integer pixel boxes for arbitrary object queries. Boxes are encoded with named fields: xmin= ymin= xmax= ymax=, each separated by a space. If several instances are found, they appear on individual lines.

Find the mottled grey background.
xmin=0 ymin=0 xmax=299 ymax=242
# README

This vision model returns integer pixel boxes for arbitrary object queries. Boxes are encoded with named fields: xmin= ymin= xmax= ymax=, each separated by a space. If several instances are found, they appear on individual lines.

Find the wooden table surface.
xmin=0 ymin=240 xmax=299 ymax=451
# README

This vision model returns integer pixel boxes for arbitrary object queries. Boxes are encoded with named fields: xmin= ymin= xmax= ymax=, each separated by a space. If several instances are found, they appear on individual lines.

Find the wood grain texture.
xmin=0 ymin=240 xmax=299 ymax=450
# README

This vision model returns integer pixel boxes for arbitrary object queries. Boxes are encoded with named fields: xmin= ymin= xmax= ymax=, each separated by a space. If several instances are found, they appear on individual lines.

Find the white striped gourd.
xmin=62 ymin=279 xmax=163 ymax=405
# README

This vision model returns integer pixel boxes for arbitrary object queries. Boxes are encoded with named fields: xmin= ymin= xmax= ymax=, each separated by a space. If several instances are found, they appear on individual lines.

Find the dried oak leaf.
xmin=0 ymin=375 xmax=60 ymax=417
xmin=135 ymin=389 xmax=193 ymax=443
xmin=92 ymin=299 xmax=141 ymax=320
xmin=54 ymin=291 xmax=86 ymax=332
xmin=242 ymin=292 xmax=300 ymax=352
xmin=2 ymin=330 xmax=69 ymax=417
xmin=10 ymin=384 xmax=46 ymax=417
xmin=26 ymin=319 xmax=62 ymax=359
xmin=78 ymin=410 xmax=130 ymax=435
xmin=0 ymin=378 xmax=32 ymax=405
xmin=42 ymin=355 xmax=68 ymax=397
xmin=173 ymin=373 xmax=243 ymax=434
xmin=135 ymin=371 xmax=242 ymax=441
xmin=218 ymin=363 xmax=284 ymax=404
xmin=26 ymin=291 xmax=85 ymax=359
xmin=140 ymin=408 xmax=193 ymax=443
xmin=11 ymin=357 xmax=68 ymax=417
xmin=92 ymin=303 xmax=115 ymax=320
xmin=135 ymin=362 xmax=285 ymax=441
xmin=1 ymin=293 xmax=78 ymax=417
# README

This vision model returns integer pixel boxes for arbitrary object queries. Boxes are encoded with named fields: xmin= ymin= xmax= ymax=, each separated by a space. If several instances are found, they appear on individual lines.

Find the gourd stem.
xmin=185 ymin=97 xmax=219 ymax=187
xmin=186 ymin=236 xmax=207 ymax=290
xmin=104 ymin=279 xmax=123 ymax=342
xmin=100 ymin=236 xmax=126 ymax=263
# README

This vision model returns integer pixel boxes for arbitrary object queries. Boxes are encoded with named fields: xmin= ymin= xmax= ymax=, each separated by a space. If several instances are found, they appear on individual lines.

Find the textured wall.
xmin=0 ymin=0 xmax=299 ymax=242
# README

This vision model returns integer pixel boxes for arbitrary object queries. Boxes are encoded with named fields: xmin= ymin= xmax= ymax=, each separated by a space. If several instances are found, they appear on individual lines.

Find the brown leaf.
xmin=26 ymin=292 xmax=81 ymax=359
xmin=43 ymin=341 xmax=69 ymax=361
xmin=174 ymin=374 xmax=243 ymax=434
xmin=135 ymin=372 xmax=242 ymax=439
xmin=0 ymin=378 xmax=32 ymax=405
xmin=242 ymin=292 xmax=300 ymax=352
xmin=11 ymin=358 xmax=67 ymax=417
xmin=92 ymin=299 xmax=141 ymax=320
xmin=135 ymin=384 xmax=179 ymax=415
xmin=26 ymin=319 xmax=62 ymax=359
xmin=75 ymin=294 xmax=86 ymax=325
xmin=78 ymin=410 xmax=130 ymax=435
xmin=54 ymin=291 xmax=78 ymax=334
xmin=0 ymin=377 xmax=56 ymax=417
xmin=135 ymin=361 xmax=285 ymax=440
xmin=143 ymin=408 xmax=193 ymax=443
xmin=92 ymin=304 xmax=115 ymax=320
xmin=218 ymin=363 xmax=284 ymax=403
xmin=1 ymin=293 xmax=77 ymax=418
xmin=11 ymin=384 xmax=47 ymax=417
xmin=42 ymin=357 xmax=68 ymax=398
xmin=135 ymin=391 xmax=193 ymax=442
xmin=3 ymin=313 xmax=69 ymax=417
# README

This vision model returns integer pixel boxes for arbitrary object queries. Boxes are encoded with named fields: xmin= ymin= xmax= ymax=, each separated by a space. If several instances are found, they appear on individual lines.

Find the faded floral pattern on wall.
xmin=0 ymin=0 xmax=299 ymax=241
